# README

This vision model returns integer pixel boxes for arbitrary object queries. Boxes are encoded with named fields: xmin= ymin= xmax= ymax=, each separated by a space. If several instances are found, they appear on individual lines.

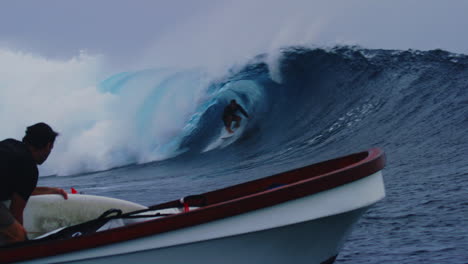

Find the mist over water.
xmin=0 ymin=50 xmax=217 ymax=175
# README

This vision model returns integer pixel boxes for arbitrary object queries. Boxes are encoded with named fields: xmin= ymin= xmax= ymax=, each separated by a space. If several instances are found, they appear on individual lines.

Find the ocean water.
xmin=34 ymin=47 xmax=468 ymax=263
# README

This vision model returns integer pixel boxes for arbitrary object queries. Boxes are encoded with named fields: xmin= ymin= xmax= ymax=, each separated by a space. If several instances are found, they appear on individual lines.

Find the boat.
xmin=0 ymin=148 xmax=386 ymax=264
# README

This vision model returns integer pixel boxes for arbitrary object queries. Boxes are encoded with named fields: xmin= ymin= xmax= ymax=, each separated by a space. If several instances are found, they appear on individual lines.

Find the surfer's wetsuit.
xmin=222 ymin=103 xmax=249 ymax=127
xmin=0 ymin=139 xmax=38 ymax=245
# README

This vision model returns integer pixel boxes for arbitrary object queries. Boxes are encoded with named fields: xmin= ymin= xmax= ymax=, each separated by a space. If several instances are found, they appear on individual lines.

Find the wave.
xmin=2 ymin=46 xmax=467 ymax=176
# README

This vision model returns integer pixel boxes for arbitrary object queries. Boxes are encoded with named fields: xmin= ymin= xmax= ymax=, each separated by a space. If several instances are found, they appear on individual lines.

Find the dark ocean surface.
xmin=40 ymin=46 xmax=468 ymax=263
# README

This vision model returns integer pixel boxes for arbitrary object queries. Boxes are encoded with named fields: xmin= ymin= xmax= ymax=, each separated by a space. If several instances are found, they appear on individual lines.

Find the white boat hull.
xmin=19 ymin=171 xmax=385 ymax=264
xmin=56 ymin=207 xmax=367 ymax=264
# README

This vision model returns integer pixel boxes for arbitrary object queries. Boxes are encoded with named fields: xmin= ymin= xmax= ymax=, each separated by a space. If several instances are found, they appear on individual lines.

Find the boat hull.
xmin=19 ymin=171 xmax=385 ymax=264
xmin=57 ymin=207 xmax=367 ymax=264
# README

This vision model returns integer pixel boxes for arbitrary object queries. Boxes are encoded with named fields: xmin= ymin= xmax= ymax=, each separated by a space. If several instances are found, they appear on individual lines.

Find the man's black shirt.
xmin=0 ymin=139 xmax=38 ymax=201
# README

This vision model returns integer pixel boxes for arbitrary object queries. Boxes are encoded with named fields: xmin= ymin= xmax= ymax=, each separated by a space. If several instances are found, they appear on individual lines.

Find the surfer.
xmin=222 ymin=99 xmax=249 ymax=133
xmin=0 ymin=123 xmax=68 ymax=245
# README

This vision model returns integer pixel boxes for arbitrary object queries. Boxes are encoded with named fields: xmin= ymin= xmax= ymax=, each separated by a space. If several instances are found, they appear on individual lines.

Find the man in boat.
xmin=0 ymin=122 xmax=68 ymax=245
xmin=222 ymin=99 xmax=249 ymax=133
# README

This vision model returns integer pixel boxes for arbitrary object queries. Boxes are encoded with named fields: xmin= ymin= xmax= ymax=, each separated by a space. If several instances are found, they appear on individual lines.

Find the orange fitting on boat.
xmin=179 ymin=197 xmax=190 ymax=212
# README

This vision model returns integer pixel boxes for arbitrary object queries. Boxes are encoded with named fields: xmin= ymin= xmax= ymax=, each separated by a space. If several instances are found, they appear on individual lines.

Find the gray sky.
xmin=1 ymin=0 xmax=467 ymax=69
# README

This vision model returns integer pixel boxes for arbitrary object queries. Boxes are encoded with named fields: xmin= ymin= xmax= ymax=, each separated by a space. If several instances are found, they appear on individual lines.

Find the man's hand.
xmin=55 ymin=188 xmax=69 ymax=200
xmin=32 ymin=187 xmax=68 ymax=200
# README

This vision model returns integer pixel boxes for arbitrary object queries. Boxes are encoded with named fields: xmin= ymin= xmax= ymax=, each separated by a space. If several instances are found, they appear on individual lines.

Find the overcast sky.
xmin=1 ymin=0 xmax=467 ymax=70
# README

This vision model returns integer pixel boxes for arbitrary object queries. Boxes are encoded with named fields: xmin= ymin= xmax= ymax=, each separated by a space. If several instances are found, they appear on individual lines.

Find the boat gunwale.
xmin=0 ymin=148 xmax=386 ymax=263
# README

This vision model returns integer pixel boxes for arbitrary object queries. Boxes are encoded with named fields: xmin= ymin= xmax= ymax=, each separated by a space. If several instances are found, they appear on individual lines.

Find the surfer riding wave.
xmin=222 ymin=100 xmax=249 ymax=134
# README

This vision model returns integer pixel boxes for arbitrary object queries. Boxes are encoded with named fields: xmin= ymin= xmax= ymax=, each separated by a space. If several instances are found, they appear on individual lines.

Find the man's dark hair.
xmin=22 ymin=122 xmax=59 ymax=148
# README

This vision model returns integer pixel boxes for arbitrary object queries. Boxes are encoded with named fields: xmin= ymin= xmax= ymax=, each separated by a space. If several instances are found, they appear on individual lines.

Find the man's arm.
xmin=9 ymin=193 xmax=27 ymax=224
xmin=238 ymin=105 xmax=249 ymax=118
xmin=32 ymin=187 xmax=68 ymax=199
xmin=9 ymin=187 xmax=68 ymax=225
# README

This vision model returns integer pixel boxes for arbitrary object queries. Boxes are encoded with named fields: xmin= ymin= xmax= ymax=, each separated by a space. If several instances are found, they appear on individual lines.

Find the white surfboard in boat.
xmin=23 ymin=194 xmax=148 ymax=239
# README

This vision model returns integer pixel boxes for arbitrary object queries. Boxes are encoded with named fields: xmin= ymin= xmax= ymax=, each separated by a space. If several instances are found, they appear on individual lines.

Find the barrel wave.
xmin=96 ymin=47 xmax=466 ymax=170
